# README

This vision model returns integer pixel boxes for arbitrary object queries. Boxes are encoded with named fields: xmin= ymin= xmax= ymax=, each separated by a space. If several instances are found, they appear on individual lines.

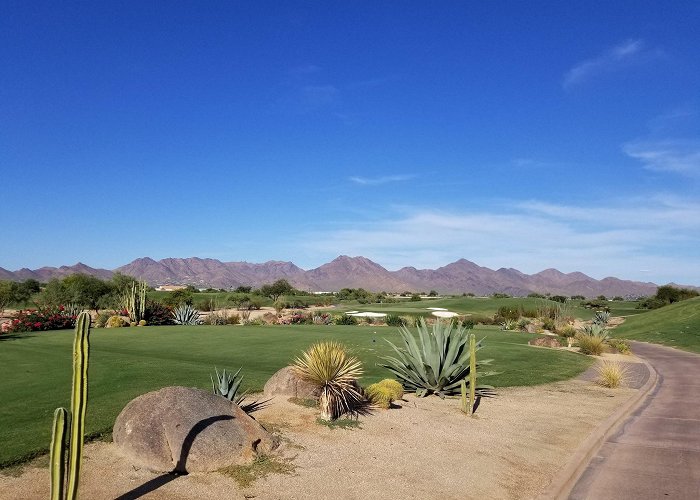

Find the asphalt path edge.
xmin=537 ymin=353 xmax=659 ymax=500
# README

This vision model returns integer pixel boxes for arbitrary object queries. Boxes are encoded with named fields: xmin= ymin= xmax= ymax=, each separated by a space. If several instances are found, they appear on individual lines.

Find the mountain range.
xmin=0 ymin=255 xmax=682 ymax=298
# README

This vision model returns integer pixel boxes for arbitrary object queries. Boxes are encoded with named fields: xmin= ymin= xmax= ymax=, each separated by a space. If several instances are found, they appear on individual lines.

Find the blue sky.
xmin=2 ymin=1 xmax=699 ymax=284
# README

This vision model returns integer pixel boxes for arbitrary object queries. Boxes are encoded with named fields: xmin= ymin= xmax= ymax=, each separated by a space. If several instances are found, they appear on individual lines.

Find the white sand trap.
xmin=345 ymin=311 xmax=359 ymax=314
xmin=427 ymin=307 xmax=448 ymax=311
xmin=349 ymin=312 xmax=387 ymax=318
xmin=432 ymin=311 xmax=459 ymax=318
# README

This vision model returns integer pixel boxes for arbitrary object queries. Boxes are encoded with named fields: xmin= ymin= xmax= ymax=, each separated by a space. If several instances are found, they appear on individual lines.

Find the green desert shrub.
xmin=106 ymin=315 xmax=127 ymax=328
xmin=557 ymin=325 xmax=577 ymax=338
xmin=380 ymin=319 xmax=495 ymax=398
xmin=576 ymin=334 xmax=605 ymax=356
xmin=95 ymin=310 xmax=113 ymax=328
xmin=385 ymin=314 xmax=403 ymax=327
xmin=500 ymin=319 xmax=518 ymax=331
xmin=496 ymin=306 xmax=520 ymax=321
xmin=399 ymin=315 xmax=416 ymax=327
xmin=607 ymin=338 xmax=631 ymax=354
xmin=541 ymin=317 xmax=556 ymax=331
xmin=144 ymin=300 xmax=174 ymax=326
xmin=333 ymin=314 xmax=358 ymax=325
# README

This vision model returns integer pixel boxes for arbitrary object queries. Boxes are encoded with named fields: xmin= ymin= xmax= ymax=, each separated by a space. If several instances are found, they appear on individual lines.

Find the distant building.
xmin=155 ymin=285 xmax=188 ymax=292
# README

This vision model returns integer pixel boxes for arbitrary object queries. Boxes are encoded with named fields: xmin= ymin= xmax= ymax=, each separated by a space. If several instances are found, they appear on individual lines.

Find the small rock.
xmin=263 ymin=366 xmax=321 ymax=399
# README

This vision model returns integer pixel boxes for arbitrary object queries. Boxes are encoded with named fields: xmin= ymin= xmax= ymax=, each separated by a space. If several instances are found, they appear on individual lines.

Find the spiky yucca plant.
xmin=381 ymin=319 xmax=495 ymax=398
xmin=172 ymin=304 xmax=202 ymax=325
xmin=292 ymin=342 xmax=363 ymax=421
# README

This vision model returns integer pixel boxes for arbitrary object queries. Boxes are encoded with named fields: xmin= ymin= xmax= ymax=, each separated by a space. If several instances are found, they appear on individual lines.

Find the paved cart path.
xmin=570 ymin=342 xmax=700 ymax=499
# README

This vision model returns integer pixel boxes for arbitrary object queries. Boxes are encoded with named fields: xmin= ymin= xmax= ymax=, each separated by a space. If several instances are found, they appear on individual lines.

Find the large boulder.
xmin=113 ymin=386 xmax=278 ymax=473
xmin=263 ymin=366 xmax=321 ymax=399
xmin=528 ymin=336 xmax=562 ymax=348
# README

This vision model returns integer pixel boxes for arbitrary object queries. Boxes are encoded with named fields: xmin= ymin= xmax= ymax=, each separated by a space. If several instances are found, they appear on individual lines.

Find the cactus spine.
xmin=50 ymin=311 xmax=90 ymax=500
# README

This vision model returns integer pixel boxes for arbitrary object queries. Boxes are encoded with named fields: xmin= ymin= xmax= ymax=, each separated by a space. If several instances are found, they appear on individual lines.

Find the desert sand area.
xmin=0 ymin=375 xmax=640 ymax=500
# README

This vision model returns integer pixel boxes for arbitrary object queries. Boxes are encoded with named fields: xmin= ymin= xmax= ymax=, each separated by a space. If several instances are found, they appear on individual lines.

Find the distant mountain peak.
xmin=1 ymin=255 xmax=669 ymax=297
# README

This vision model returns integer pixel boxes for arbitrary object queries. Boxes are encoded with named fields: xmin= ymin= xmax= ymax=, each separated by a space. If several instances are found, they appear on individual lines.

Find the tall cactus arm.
xmin=66 ymin=311 xmax=90 ymax=500
xmin=50 ymin=407 xmax=69 ymax=500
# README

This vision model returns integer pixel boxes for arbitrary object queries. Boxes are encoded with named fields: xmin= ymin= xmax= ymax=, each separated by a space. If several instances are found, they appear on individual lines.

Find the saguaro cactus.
xmin=50 ymin=311 xmax=91 ymax=500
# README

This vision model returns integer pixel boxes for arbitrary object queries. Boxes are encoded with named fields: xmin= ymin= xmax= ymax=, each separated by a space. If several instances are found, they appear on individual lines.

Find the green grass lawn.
xmin=611 ymin=297 xmax=700 ymax=353
xmin=327 ymin=296 xmax=620 ymax=320
xmin=0 ymin=323 xmax=591 ymax=467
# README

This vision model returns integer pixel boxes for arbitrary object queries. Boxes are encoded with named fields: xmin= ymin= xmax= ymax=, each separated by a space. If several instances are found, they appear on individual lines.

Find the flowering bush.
xmin=4 ymin=306 xmax=77 ymax=333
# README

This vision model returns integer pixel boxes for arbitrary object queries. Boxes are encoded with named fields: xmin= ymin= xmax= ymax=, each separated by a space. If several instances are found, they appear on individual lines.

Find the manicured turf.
xmin=611 ymin=297 xmax=700 ymax=353
xmin=328 ymin=296 xmax=617 ymax=320
xmin=0 ymin=324 xmax=592 ymax=467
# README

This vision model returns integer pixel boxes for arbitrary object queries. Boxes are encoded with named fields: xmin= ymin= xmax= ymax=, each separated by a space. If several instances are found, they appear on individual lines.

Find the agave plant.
xmin=500 ymin=319 xmax=518 ymax=331
xmin=210 ymin=367 xmax=267 ymax=414
xmin=381 ymin=319 xmax=495 ymax=398
xmin=582 ymin=323 xmax=609 ymax=340
xmin=292 ymin=341 xmax=364 ymax=421
xmin=172 ymin=304 xmax=202 ymax=325
xmin=592 ymin=310 xmax=611 ymax=326
xmin=211 ymin=367 xmax=246 ymax=404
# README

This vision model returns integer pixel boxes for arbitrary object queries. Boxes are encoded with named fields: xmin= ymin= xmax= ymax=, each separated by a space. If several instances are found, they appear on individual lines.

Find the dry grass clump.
xmin=218 ymin=455 xmax=295 ymax=488
xmin=576 ymin=334 xmax=605 ymax=356
xmin=595 ymin=360 xmax=628 ymax=388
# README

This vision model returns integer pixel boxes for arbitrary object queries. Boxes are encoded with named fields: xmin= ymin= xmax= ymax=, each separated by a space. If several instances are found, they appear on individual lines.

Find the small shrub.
xmin=541 ymin=317 xmax=556 ymax=331
xmin=138 ymin=319 xmax=147 ymax=326
xmin=144 ymin=300 xmax=174 ymax=326
xmin=557 ymin=325 xmax=577 ymax=338
xmin=497 ymin=306 xmax=520 ymax=321
xmin=312 ymin=313 xmax=332 ymax=325
xmin=334 ymin=314 xmax=358 ymax=325
xmin=595 ymin=360 xmax=628 ymax=388
xmin=576 ymin=334 xmax=605 ymax=356
xmin=520 ymin=308 xmax=538 ymax=318
xmin=517 ymin=318 xmax=531 ymax=331
xmin=385 ymin=314 xmax=403 ymax=327
xmin=228 ymin=313 xmax=240 ymax=325
xmin=4 ymin=306 xmax=77 ymax=333
xmin=399 ymin=315 xmax=416 ymax=327
xmin=95 ymin=310 xmax=113 ymax=328
xmin=106 ymin=315 xmax=127 ymax=328
xmin=471 ymin=314 xmax=497 ymax=325
xmin=607 ymin=338 xmax=631 ymax=354
xmin=500 ymin=319 xmax=518 ymax=331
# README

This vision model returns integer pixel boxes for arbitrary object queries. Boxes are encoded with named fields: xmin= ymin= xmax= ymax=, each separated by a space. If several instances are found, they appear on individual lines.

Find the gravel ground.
xmin=0 ymin=378 xmax=637 ymax=500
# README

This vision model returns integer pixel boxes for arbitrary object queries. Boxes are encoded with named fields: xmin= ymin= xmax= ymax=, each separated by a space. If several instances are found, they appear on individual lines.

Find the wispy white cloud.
xmin=297 ymin=197 xmax=700 ymax=284
xmin=348 ymin=174 xmax=417 ymax=185
xmin=563 ymin=39 xmax=661 ymax=88
xmin=623 ymin=139 xmax=700 ymax=176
